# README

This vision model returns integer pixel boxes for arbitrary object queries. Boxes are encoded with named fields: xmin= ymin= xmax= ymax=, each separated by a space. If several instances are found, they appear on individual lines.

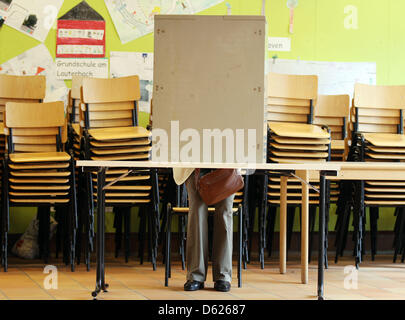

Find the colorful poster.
xmin=0 ymin=44 xmax=69 ymax=108
xmin=57 ymin=1 xmax=106 ymax=58
xmin=0 ymin=0 xmax=12 ymax=25
xmin=4 ymin=0 xmax=63 ymax=42
xmin=104 ymin=0 xmax=223 ymax=44
xmin=110 ymin=51 xmax=153 ymax=113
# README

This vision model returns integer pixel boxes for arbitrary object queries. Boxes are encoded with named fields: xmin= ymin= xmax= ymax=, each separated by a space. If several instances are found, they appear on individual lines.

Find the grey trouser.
xmin=185 ymin=171 xmax=235 ymax=283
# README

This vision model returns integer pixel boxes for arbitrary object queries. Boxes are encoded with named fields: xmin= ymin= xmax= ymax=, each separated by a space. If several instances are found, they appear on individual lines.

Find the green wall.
xmin=0 ymin=0 xmax=401 ymax=233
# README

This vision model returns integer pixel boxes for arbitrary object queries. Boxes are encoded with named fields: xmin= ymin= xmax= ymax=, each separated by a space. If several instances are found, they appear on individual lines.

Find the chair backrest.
xmin=80 ymin=76 xmax=141 ymax=129
xmin=352 ymin=83 xmax=405 ymax=134
xmin=267 ymin=73 xmax=318 ymax=124
xmin=5 ymin=101 xmax=67 ymax=153
xmin=68 ymin=75 xmax=84 ymax=124
xmin=0 ymin=74 xmax=46 ymax=123
xmin=315 ymin=94 xmax=350 ymax=140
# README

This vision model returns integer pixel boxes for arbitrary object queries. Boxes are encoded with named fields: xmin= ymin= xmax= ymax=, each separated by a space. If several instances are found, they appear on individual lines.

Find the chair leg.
xmin=138 ymin=207 xmax=145 ymax=265
xmin=238 ymin=205 xmax=242 ymax=288
xmin=165 ymin=204 xmax=172 ymax=286
xmin=113 ymin=207 xmax=123 ymax=258
xmin=208 ymin=215 xmax=213 ymax=262
xmin=124 ymin=207 xmax=131 ymax=263
xmin=308 ymin=205 xmax=317 ymax=263
xmin=369 ymin=207 xmax=379 ymax=261
xmin=147 ymin=209 xmax=156 ymax=270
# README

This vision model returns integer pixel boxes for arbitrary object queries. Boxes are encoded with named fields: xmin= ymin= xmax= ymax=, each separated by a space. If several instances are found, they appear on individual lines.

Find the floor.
xmin=0 ymin=255 xmax=404 ymax=300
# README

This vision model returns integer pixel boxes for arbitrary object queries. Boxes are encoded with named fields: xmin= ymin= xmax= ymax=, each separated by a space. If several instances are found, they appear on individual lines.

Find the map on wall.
xmin=0 ymin=44 xmax=69 ymax=108
xmin=110 ymin=51 xmax=153 ymax=113
xmin=268 ymin=59 xmax=377 ymax=100
xmin=104 ymin=0 xmax=224 ymax=44
xmin=4 ymin=0 xmax=63 ymax=42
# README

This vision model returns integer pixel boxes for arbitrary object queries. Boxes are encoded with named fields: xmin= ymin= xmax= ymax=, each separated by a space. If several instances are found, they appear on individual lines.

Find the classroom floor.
xmin=0 ymin=255 xmax=404 ymax=300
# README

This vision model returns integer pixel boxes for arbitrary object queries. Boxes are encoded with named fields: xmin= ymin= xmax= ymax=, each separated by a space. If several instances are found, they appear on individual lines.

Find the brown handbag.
xmin=194 ymin=168 xmax=244 ymax=206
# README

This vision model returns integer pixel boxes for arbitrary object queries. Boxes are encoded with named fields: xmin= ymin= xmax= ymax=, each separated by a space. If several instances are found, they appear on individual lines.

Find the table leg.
xmin=280 ymin=175 xmax=288 ymax=274
xmin=297 ymin=170 xmax=309 ymax=284
xmin=92 ymin=168 xmax=109 ymax=299
xmin=318 ymin=173 xmax=326 ymax=300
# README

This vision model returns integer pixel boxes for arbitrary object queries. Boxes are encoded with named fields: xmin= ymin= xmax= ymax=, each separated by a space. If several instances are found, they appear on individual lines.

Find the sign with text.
xmin=268 ymin=37 xmax=291 ymax=51
xmin=55 ymin=58 xmax=108 ymax=80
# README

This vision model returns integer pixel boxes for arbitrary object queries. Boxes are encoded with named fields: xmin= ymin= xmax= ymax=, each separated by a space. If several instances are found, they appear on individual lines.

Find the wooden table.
xmin=316 ymin=162 xmax=405 ymax=300
xmin=76 ymin=160 xmax=341 ymax=299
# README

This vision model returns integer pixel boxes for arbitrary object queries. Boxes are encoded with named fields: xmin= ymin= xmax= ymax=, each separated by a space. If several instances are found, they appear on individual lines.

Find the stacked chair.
xmin=0 ymin=74 xmax=48 ymax=271
xmin=80 ymin=76 xmax=160 ymax=269
xmin=164 ymin=179 xmax=248 ymax=288
xmin=2 ymin=101 xmax=77 ymax=271
xmin=65 ymin=75 xmax=86 ymax=267
xmin=261 ymin=73 xmax=331 ymax=268
xmin=312 ymin=94 xmax=350 ymax=262
xmin=335 ymin=83 xmax=405 ymax=266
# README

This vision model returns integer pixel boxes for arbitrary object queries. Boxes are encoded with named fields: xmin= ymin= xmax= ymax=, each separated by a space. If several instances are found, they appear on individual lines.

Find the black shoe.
xmin=184 ymin=280 xmax=204 ymax=291
xmin=214 ymin=280 xmax=231 ymax=292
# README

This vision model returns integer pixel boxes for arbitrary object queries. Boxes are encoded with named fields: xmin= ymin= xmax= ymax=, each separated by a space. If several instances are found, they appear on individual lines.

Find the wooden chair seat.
xmin=92 ymin=175 xmax=150 ymax=183
xmin=88 ymin=126 xmax=151 ymax=141
xmin=272 ymin=136 xmax=330 ymax=145
xmin=10 ymin=171 xmax=70 ymax=177
xmin=270 ymin=150 xmax=329 ymax=158
xmin=94 ymin=185 xmax=152 ymax=191
xmin=363 ymin=133 xmax=405 ymax=147
xmin=268 ymin=199 xmax=321 ymax=205
xmin=269 ymin=157 xmax=326 ymax=164
xmin=269 ymin=122 xmax=330 ymax=139
xmin=10 ymin=199 xmax=69 ymax=204
xmin=11 ymin=185 xmax=70 ymax=190
xmin=270 ymin=142 xmax=328 ymax=151
xmin=364 ymin=200 xmax=405 ymax=205
xmin=9 ymin=162 xmax=70 ymax=170
xmin=366 ymin=153 xmax=405 ymax=160
xmin=72 ymin=123 xmax=81 ymax=136
xmin=331 ymin=140 xmax=345 ymax=150
xmin=9 ymin=152 xmax=71 ymax=163
xmin=365 ymin=194 xmax=405 ymax=199
xmin=90 ymin=153 xmax=150 ymax=161
xmin=366 ymin=181 xmax=405 ymax=186
xmin=9 ymin=178 xmax=70 ymax=184
xmin=99 ymin=199 xmax=151 ymax=204
xmin=365 ymin=187 xmax=405 ymax=193
xmin=10 ymin=192 xmax=69 ymax=197
xmin=91 ymin=146 xmax=152 ymax=155
xmin=94 ymin=192 xmax=150 ymax=197
xmin=173 ymin=207 xmax=239 ymax=213
xmin=90 ymin=138 xmax=151 ymax=148
xmin=367 ymin=146 xmax=405 ymax=154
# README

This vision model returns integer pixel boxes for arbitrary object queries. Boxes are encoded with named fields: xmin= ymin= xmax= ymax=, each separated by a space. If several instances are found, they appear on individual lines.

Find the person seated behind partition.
xmin=173 ymin=168 xmax=235 ymax=292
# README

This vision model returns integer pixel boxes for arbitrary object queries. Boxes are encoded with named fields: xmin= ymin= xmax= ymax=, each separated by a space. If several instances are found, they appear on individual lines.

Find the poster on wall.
xmin=269 ymin=59 xmax=377 ymax=100
xmin=110 ymin=51 xmax=153 ymax=113
xmin=0 ymin=44 xmax=69 ymax=108
xmin=56 ymin=1 xmax=106 ymax=58
xmin=55 ymin=57 xmax=109 ymax=80
xmin=104 ymin=0 xmax=223 ymax=44
xmin=4 ymin=0 xmax=63 ymax=42
xmin=0 ymin=0 xmax=12 ymax=26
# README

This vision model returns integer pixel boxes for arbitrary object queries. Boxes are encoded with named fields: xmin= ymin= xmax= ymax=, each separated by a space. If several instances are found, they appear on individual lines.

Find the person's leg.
xmin=185 ymin=172 xmax=209 ymax=283
xmin=212 ymin=193 xmax=235 ymax=284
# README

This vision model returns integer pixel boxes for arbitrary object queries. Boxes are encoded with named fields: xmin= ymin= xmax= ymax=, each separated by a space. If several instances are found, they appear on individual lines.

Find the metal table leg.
xmin=318 ymin=172 xmax=326 ymax=300
xmin=92 ymin=168 xmax=109 ymax=299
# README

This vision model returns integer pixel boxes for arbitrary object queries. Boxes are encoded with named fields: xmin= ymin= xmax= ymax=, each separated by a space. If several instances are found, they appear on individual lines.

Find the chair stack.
xmin=80 ymin=76 xmax=159 ymax=269
xmin=2 ymin=101 xmax=77 ymax=271
xmin=0 ymin=75 xmax=46 ymax=271
xmin=336 ymin=83 xmax=405 ymax=264
xmin=261 ymin=73 xmax=331 ymax=267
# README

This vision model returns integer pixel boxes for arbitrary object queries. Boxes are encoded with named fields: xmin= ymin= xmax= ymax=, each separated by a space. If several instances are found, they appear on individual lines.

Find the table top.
xmin=76 ymin=160 xmax=342 ymax=171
